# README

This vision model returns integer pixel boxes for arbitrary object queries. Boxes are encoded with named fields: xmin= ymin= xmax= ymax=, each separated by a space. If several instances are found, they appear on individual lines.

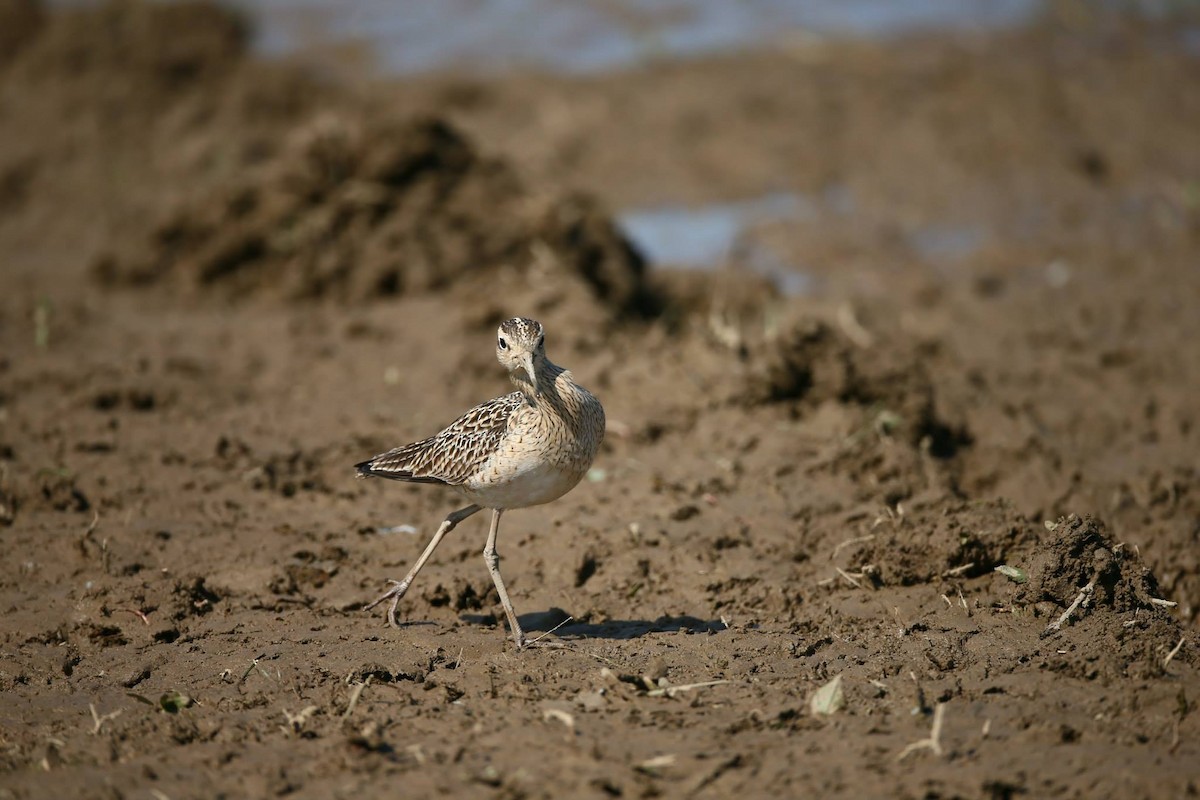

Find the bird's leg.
xmin=482 ymin=509 xmax=527 ymax=649
xmin=366 ymin=504 xmax=482 ymax=627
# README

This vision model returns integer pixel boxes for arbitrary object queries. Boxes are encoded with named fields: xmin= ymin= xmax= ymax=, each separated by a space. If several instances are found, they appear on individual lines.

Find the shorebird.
xmin=356 ymin=317 xmax=605 ymax=648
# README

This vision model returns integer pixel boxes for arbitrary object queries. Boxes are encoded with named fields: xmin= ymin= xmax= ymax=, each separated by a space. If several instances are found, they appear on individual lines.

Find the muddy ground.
xmin=1 ymin=2 xmax=1198 ymax=798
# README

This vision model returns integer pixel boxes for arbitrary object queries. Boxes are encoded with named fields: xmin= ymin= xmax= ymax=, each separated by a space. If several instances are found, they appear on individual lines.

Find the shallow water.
xmin=232 ymin=0 xmax=1045 ymax=75
xmin=616 ymin=192 xmax=814 ymax=295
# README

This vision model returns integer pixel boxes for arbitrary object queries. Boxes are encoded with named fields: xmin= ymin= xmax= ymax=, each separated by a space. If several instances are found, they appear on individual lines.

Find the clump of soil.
xmin=94 ymin=113 xmax=651 ymax=313
xmin=746 ymin=319 xmax=970 ymax=458
xmin=1015 ymin=514 xmax=1168 ymax=616
xmin=1004 ymin=515 xmax=1189 ymax=679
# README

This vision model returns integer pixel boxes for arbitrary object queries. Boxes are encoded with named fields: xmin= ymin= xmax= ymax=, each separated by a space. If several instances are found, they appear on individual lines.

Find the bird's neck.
xmin=512 ymin=358 xmax=567 ymax=405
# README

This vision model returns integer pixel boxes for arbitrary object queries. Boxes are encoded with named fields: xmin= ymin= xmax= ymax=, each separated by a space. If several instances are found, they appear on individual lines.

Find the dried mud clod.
xmin=172 ymin=576 xmax=220 ymax=619
xmin=745 ymin=319 xmax=971 ymax=458
xmin=1015 ymin=514 xmax=1167 ymax=614
xmin=93 ymin=113 xmax=652 ymax=316
xmin=1002 ymin=515 xmax=1191 ymax=679
xmin=32 ymin=470 xmax=89 ymax=513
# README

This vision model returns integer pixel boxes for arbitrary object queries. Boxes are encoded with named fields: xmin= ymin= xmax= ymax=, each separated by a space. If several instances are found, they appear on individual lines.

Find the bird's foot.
xmin=364 ymin=579 xmax=410 ymax=628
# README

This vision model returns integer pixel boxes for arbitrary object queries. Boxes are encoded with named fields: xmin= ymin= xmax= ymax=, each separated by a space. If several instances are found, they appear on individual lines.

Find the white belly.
xmin=460 ymin=457 xmax=586 ymax=510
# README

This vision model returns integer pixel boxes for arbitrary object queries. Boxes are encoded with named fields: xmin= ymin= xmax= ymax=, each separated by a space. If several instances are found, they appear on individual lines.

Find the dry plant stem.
xmin=342 ymin=676 xmax=372 ymax=720
xmin=835 ymin=567 xmax=863 ymax=589
xmin=837 ymin=304 xmax=875 ymax=348
xmin=1045 ymin=578 xmax=1096 ymax=634
xmin=896 ymin=702 xmax=946 ymax=762
xmin=831 ymin=534 xmax=875 ymax=560
xmin=77 ymin=510 xmax=100 ymax=557
xmin=528 ymin=615 xmax=575 ymax=646
xmin=1162 ymin=636 xmax=1185 ymax=670
xmin=88 ymin=703 xmax=122 ymax=735
xmin=647 ymin=680 xmax=730 ymax=698
xmin=116 ymin=607 xmax=150 ymax=625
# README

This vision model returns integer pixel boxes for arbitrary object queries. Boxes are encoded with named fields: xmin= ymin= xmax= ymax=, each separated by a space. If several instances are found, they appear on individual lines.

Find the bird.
xmin=355 ymin=317 xmax=605 ymax=649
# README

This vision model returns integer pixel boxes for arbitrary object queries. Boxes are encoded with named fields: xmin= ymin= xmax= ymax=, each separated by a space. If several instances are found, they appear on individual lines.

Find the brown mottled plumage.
xmin=356 ymin=317 xmax=605 ymax=648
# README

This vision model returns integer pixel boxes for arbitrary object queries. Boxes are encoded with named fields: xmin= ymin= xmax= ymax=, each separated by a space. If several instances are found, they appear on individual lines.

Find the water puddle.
xmin=231 ymin=0 xmax=1046 ymax=75
xmin=617 ymin=188 xmax=990 ymax=295
xmin=616 ymin=192 xmax=814 ymax=295
xmin=616 ymin=192 xmax=809 ymax=268
xmin=908 ymin=223 xmax=988 ymax=262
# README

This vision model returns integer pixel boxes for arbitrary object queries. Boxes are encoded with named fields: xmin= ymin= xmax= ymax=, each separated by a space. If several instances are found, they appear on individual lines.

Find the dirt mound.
xmin=747 ymin=319 xmax=971 ymax=458
xmin=6 ymin=0 xmax=246 ymax=101
xmin=1004 ymin=514 xmax=1187 ymax=679
xmin=1015 ymin=514 xmax=1169 ymax=617
xmin=93 ymin=113 xmax=651 ymax=313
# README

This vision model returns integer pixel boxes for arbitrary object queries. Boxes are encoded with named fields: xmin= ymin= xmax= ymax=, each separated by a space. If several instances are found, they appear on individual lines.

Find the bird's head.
xmin=496 ymin=317 xmax=547 ymax=398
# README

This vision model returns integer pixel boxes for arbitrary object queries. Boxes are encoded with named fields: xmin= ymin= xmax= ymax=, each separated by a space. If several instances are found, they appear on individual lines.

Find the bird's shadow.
xmin=460 ymin=608 xmax=727 ymax=641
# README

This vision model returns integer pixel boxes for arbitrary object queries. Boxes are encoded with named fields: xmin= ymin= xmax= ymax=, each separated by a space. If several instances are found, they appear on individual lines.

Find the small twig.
xmin=646 ymin=679 xmax=730 ymax=699
xmin=837 ymin=303 xmax=875 ymax=348
xmin=1149 ymin=598 xmax=1178 ymax=608
xmin=282 ymin=705 xmax=319 ymax=734
xmin=542 ymin=708 xmax=575 ymax=729
xmin=941 ymin=594 xmax=953 ymax=608
xmin=77 ymin=510 xmax=101 ymax=557
xmin=88 ymin=703 xmax=122 ymax=735
xmin=238 ymin=655 xmax=268 ymax=686
xmin=831 ymin=534 xmax=875 ymax=560
xmin=452 ymin=648 xmax=464 ymax=671
xmin=957 ymin=588 xmax=971 ymax=618
xmin=342 ymin=676 xmax=372 ymax=720
xmin=896 ymin=702 xmax=946 ymax=761
xmin=1163 ymin=636 xmax=1185 ymax=671
xmin=942 ymin=563 xmax=975 ymax=577
xmin=528 ymin=615 xmax=575 ymax=646
xmin=1044 ymin=579 xmax=1095 ymax=635
xmin=116 ymin=608 xmax=150 ymax=626
xmin=835 ymin=567 xmax=863 ymax=589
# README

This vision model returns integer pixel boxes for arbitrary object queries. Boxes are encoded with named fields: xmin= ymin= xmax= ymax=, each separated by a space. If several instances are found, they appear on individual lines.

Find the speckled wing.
xmin=355 ymin=392 xmax=525 ymax=486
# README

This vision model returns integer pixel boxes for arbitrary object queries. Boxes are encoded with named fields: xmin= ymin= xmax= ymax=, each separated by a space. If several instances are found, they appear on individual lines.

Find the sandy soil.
xmin=1 ymin=2 xmax=1198 ymax=798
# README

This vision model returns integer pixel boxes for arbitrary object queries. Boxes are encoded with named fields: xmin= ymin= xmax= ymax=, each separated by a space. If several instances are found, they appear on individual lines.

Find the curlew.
xmin=356 ymin=317 xmax=604 ymax=648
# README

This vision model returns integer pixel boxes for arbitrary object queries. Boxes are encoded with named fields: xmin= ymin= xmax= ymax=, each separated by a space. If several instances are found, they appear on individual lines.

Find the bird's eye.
xmin=498 ymin=337 xmax=508 ymax=350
